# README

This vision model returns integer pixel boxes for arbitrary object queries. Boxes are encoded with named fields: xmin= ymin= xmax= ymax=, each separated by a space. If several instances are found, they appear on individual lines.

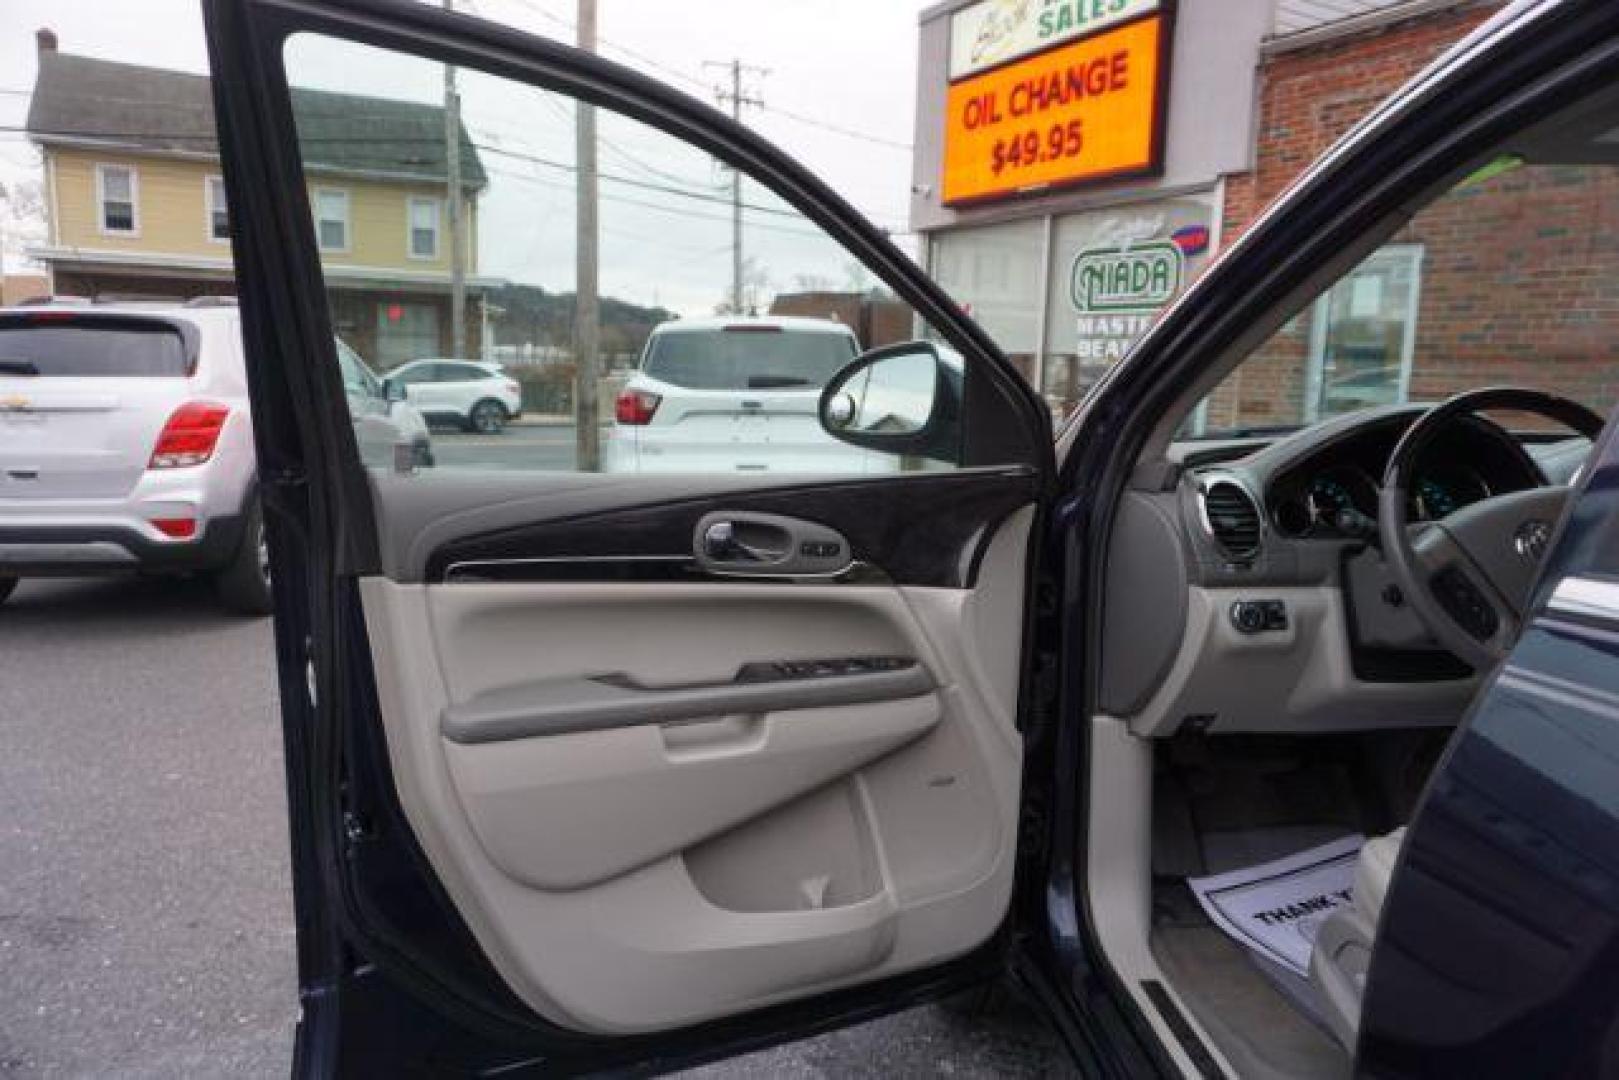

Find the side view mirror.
xmin=383 ymin=377 xmax=407 ymax=404
xmin=818 ymin=341 xmax=962 ymax=464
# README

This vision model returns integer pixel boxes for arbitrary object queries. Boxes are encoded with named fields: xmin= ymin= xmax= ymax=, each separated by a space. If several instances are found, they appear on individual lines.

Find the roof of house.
xmin=27 ymin=49 xmax=487 ymax=188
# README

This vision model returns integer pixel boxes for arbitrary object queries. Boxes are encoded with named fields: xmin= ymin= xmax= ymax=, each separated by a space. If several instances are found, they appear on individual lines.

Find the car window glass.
xmin=336 ymin=339 xmax=377 ymax=396
xmin=641 ymin=328 xmax=857 ymax=391
xmin=283 ymin=33 xmax=965 ymax=475
xmin=0 ymin=318 xmax=191 ymax=377
xmin=1187 ymin=162 xmax=1619 ymax=438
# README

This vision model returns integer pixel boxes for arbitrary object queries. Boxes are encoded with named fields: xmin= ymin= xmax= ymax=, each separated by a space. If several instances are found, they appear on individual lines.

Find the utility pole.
xmin=443 ymin=0 xmax=467 ymax=360
xmin=574 ymin=0 xmax=602 ymax=471
xmin=704 ymin=59 xmax=766 ymax=314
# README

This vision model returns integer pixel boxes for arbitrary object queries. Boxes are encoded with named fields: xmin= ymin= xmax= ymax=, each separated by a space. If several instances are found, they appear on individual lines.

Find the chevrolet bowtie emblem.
xmin=0 ymin=395 xmax=32 ymax=411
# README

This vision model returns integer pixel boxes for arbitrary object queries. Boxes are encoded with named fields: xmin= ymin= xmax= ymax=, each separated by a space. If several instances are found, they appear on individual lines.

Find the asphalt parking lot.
xmin=0 ymin=429 xmax=1065 ymax=1077
xmin=429 ymin=417 xmax=582 ymax=471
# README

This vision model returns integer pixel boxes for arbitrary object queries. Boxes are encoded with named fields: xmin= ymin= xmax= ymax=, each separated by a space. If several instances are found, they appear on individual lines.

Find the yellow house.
xmin=25 ymin=30 xmax=501 ymax=367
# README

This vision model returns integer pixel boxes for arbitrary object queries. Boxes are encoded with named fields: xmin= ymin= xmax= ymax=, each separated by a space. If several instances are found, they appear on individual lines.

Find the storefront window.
xmin=929 ymin=219 xmax=1044 ymax=385
xmin=1305 ymin=245 xmax=1423 ymax=420
xmin=1196 ymin=163 xmax=1619 ymax=437
xmin=1043 ymin=195 xmax=1216 ymax=419
xmin=376 ymin=301 xmax=440 ymax=367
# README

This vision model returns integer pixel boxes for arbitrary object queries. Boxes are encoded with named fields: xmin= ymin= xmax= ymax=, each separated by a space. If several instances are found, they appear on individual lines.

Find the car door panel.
xmin=205 ymin=0 xmax=1058 ymax=1068
xmin=358 ymin=497 xmax=1032 ymax=1032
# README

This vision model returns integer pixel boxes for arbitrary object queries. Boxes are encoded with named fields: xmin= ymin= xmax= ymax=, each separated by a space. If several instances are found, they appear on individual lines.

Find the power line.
xmin=490 ymin=0 xmax=911 ymax=151
xmin=0 ymin=123 xmax=875 ymax=223
xmin=494 ymin=0 xmax=712 ymax=94
xmin=756 ymin=103 xmax=912 ymax=152
xmin=0 ymin=123 xmax=912 ymax=231
xmin=480 ymin=163 xmax=827 ymax=239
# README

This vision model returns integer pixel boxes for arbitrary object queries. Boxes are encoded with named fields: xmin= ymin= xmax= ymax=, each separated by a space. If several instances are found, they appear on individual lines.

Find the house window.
xmin=314 ymin=188 xmax=350 ymax=252
xmin=206 ymin=175 xmax=230 ymax=242
xmin=1305 ymin=244 xmax=1425 ymax=421
xmin=97 ymin=164 xmax=137 ymax=235
xmin=408 ymin=196 xmax=440 ymax=260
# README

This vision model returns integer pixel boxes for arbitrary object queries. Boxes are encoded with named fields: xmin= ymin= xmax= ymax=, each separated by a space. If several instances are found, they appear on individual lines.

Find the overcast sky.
xmin=0 ymin=0 xmax=934 ymax=312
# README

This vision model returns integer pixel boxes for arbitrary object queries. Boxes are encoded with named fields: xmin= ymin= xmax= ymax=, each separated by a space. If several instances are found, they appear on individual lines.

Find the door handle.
xmin=692 ymin=511 xmax=854 ymax=577
xmin=702 ymin=520 xmax=788 ymax=563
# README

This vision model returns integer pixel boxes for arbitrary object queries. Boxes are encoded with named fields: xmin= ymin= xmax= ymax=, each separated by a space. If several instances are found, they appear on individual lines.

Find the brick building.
xmin=1212 ymin=1 xmax=1619 ymax=427
xmin=767 ymin=290 xmax=914 ymax=350
xmin=908 ymin=0 xmax=1585 ymax=421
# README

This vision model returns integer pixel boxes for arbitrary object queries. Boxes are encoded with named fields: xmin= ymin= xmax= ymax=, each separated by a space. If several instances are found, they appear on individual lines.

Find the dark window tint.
xmin=0 ymin=320 xmax=192 ymax=377
xmin=642 ymin=328 xmax=857 ymax=391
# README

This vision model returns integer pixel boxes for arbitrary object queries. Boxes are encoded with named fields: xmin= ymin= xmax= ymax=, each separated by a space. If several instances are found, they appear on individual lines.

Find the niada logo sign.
xmin=1070 ymin=241 xmax=1184 ymax=313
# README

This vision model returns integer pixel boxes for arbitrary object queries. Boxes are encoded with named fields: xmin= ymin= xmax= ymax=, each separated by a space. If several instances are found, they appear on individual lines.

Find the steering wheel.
xmin=1378 ymin=387 xmax=1605 ymax=671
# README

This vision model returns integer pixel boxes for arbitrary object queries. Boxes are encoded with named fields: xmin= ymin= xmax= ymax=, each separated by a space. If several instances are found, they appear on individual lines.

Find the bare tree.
xmin=1 ymin=178 xmax=47 ymax=272
xmin=715 ymin=256 xmax=772 ymax=315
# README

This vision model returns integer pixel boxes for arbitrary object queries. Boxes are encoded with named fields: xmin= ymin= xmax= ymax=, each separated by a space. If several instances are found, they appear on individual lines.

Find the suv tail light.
xmin=150 ymin=401 xmax=230 ymax=468
xmin=615 ymin=389 xmax=662 ymax=426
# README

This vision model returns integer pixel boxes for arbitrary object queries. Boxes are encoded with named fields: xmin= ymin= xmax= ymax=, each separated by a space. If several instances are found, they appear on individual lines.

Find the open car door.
xmin=201 ymin=0 xmax=1065 ymax=1072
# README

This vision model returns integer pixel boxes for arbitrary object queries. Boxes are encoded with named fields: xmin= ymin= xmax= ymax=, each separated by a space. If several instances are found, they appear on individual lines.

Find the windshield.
xmin=0 ymin=318 xmax=192 ymax=378
xmin=1187 ymin=160 xmax=1619 ymax=439
xmin=641 ymin=327 xmax=857 ymax=391
xmin=335 ymin=338 xmax=380 ymax=397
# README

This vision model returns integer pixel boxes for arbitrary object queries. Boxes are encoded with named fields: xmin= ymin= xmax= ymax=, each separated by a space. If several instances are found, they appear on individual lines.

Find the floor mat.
xmin=1187 ymin=834 xmax=1363 ymax=978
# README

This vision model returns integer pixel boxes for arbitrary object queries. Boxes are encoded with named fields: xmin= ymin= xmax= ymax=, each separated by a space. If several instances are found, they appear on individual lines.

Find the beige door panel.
xmin=357 ymin=508 xmax=1031 ymax=1034
xmin=444 ymin=694 xmax=942 ymax=891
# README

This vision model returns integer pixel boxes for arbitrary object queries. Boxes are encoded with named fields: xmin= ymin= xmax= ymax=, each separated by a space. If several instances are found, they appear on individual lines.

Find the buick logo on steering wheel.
xmin=1514 ymin=520 xmax=1552 ymax=560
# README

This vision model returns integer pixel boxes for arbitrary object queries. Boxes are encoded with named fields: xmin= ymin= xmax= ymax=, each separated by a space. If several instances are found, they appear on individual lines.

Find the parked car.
xmin=334 ymin=340 xmax=435 ymax=470
xmin=205 ymin=0 xmax=1619 ymax=1076
xmin=607 ymin=316 xmax=872 ymax=473
xmin=0 ymin=301 xmax=431 ymax=614
xmin=384 ymin=358 xmax=522 ymax=434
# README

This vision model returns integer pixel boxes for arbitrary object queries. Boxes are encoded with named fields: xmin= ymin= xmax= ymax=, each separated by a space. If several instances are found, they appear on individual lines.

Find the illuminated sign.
xmin=941 ymin=14 xmax=1168 ymax=206
xmin=949 ymin=0 xmax=1161 ymax=80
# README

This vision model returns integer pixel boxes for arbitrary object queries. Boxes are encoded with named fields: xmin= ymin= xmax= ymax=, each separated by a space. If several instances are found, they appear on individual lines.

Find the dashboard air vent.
xmin=1202 ymin=480 xmax=1262 ymax=561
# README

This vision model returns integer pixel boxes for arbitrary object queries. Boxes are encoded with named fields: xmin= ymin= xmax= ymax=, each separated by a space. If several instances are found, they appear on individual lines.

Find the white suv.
xmin=607 ymin=316 xmax=882 ymax=473
xmin=386 ymin=358 xmax=523 ymax=434
xmin=0 ymin=301 xmax=431 ymax=613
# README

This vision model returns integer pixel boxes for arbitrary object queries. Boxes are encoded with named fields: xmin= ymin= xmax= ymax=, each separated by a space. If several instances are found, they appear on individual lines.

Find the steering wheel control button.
xmin=1231 ymin=600 xmax=1288 ymax=634
xmin=1430 ymin=568 xmax=1500 ymax=641
xmin=1513 ymin=519 xmax=1552 ymax=561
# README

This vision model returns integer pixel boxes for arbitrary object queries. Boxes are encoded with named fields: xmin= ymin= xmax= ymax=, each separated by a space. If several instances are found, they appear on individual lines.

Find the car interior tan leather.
xmin=1309 ymin=827 xmax=1408 ymax=1050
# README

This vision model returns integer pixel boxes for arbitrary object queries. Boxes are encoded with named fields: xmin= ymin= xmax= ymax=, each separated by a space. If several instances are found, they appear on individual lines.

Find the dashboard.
xmin=1100 ymin=405 xmax=1579 ymax=738
xmin=1264 ymin=413 xmax=1546 ymax=540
